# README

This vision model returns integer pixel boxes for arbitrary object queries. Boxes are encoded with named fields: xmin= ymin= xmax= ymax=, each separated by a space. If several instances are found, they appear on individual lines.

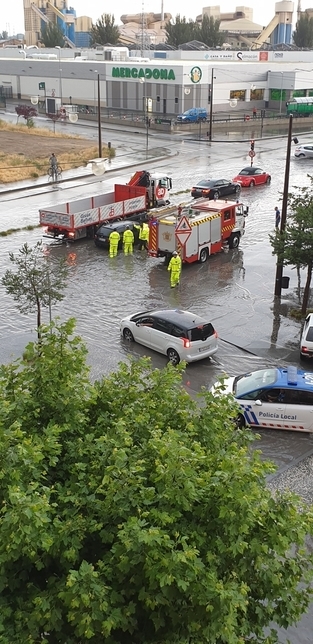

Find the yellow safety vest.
xmin=140 ymin=223 xmax=149 ymax=241
xmin=123 ymin=229 xmax=134 ymax=243
xmin=109 ymin=231 xmax=120 ymax=244
xmin=168 ymin=256 xmax=181 ymax=272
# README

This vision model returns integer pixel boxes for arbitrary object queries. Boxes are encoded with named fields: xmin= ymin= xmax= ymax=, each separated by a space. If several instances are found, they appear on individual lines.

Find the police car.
xmin=215 ymin=365 xmax=313 ymax=433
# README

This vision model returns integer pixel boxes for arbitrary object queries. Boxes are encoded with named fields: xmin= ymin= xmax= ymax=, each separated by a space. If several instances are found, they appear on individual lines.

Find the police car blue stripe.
xmin=242 ymin=404 xmax=259 ymax=426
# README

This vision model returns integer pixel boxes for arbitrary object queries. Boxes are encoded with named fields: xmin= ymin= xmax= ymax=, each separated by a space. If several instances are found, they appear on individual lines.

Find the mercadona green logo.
xmin=190 ymin=67 xmax=202 ymax=83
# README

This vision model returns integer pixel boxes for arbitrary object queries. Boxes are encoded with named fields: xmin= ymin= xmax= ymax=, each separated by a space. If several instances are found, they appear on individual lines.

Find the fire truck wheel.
xmin=123 ymin=328 xmax=134 ymax=342
xmin=249 ymin=180 xmax=255 ymax=187
xmin=229 ymin=233 xmax=240 ymax=249
xmin=199 ymin=248 xmax=208 ymax=263
xmin=167 ymin=348 xmax=180 ymax=365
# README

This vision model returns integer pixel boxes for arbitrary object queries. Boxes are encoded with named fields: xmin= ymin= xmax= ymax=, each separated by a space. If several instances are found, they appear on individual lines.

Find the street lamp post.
xmin=145 ymin=97 xmax=149 ymax=148
xmin=97 ymin=72 xmax=102 ymax=158
xmin=55 ymin=46 xmax=62 ymax=105
xmin=208 ymin=67 xmax=214 ymax=142
xmin=90 ymin=69 xmax=102 ymax=157
xmin=274 ymin=113 xmax=293 ymax=297
xmin=279 ymin=71 xmax=283 ymax=115
xmin=139 ymin=77 xmax=149 ymax=150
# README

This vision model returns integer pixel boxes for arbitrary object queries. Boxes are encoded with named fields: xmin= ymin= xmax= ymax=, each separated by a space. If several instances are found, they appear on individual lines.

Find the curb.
xmin=187 ymin=130 xmax=313 ymax=144
xmin=266 ymin=444 xmax=313 ymax=482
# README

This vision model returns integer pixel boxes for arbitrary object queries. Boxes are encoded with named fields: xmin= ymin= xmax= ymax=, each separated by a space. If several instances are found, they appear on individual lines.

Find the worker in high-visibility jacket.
xmin=109 ymin=229 xmax=120 ymax=257
xmin=168 ymin=250 xmax=182 ymax=288
xmin=134 ymin=221 xmax=149 ymax=250
xmin=123 ymin=225 xmax=134 ymax=255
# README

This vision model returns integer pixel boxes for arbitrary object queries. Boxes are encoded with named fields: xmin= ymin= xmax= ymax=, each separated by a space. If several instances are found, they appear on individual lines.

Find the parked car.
xmin=120 ymin=308 xmax=218 ymax=365
xmin=94 ymin=220 xmax=140 ymax=249
xmin=300 ymin=313 xmax=313 ymax=359
xmin=294 ymin=145 xmax=313 ymax=158
xmin=232 ymin=167 xmax=271 ymax=187
xmin=191 ymin=178 xmax=241 ymax=200
xmin=177 ymin=108 xmax=208 ymax=123
xmin=212 ymin=365 xmax=313 ymax=433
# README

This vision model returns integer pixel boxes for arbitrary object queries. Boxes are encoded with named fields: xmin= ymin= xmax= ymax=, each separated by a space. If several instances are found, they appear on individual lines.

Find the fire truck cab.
xmin=149 ymin=198 xmax=248 ymax=263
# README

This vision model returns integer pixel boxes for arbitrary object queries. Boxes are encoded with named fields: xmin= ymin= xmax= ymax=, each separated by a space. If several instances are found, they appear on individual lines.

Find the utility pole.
xmin=274 ymin=114 xmax=293 ymax=297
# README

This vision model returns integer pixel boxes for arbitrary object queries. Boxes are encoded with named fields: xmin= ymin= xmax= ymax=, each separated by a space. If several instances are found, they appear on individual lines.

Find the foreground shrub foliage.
xmin=0 ymin=320 xmax=312 ymax=644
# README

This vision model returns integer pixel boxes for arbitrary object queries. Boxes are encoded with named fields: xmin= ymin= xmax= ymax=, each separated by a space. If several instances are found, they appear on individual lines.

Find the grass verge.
xmin=0 ymin=120 xmax=115 ymax=183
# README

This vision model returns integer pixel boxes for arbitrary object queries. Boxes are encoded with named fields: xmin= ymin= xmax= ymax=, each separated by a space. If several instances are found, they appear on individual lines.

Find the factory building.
xmin=21 ymin=1 xmax=295 ymax=49
xmin=23 ymin=0 xmax=91 ymax=47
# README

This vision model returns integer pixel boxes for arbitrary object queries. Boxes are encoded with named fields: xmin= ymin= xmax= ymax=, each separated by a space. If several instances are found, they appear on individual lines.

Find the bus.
xmin=286 ymin=97 xmax=313 ymax=116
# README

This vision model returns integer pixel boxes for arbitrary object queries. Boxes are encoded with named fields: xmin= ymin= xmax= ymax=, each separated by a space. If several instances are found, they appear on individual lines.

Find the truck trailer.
xmin=39 ymin=170 xmax=172 ymax=242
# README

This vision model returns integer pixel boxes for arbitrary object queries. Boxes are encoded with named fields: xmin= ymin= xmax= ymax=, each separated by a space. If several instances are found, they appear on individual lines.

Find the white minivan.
xmin=120 ymin=308 xmax=218 ymax=365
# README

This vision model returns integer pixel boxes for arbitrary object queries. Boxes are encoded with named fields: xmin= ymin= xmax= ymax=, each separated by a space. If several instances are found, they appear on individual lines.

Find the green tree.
xmin=0 ymin=322 xmax=313 ymax=643
xmin=90 ymin=13 xmax=120 ymax=46
xmin=269 ymin=178 xmax=313 ymax=314
xmin=164 ymin=15 xmax=196 ymax=48
xmin=195 ymin=15 xmax=224 ymax=48
xmin=1 ymin=30 xmax=9 ymax=39
xmin=41 ymin=22 xmax=65 ymax=48
xmin=293 ymin=12 xmax=313 ymax=47
xmin=1 ymin=241 xmax=69 ymax=337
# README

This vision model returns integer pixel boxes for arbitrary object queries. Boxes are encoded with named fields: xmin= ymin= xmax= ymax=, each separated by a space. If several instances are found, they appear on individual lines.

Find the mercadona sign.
xmin=112 ymin=67 xmax=176 ymax=81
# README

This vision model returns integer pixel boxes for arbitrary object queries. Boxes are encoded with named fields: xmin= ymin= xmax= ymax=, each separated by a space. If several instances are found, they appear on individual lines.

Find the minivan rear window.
xmin=188 ymin=323 xmax=214 ymax=341
xmin=306 ymin=326 xmax=313 ymax=341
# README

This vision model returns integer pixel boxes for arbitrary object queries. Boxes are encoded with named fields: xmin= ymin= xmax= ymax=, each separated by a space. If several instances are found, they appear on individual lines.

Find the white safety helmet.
xmin=172 ymin=251 xmax=178 ymax=256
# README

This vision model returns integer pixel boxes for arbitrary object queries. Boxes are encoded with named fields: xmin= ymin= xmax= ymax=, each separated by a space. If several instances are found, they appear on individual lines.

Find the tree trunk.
xmin=297 ymin=265 xmax=301 ymax=303
xmin=301 ymin=263 xmax=312 ymax=315
xmin=37 ymin=298 xmax=41 ymax=340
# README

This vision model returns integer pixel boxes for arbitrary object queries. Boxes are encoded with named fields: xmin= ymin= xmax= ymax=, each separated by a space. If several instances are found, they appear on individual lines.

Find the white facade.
xmin=1 ymin=48 xmax=313 ymax=115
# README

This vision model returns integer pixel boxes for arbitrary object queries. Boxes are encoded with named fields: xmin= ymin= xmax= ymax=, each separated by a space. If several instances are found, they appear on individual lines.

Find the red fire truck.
xmin=39 ymin=170 xmax=172 ymax=242
xmin=148 ymin=198 xmax=249 ymax=263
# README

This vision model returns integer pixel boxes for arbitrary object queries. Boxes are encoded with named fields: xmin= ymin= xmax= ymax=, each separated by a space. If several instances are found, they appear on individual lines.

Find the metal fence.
xmin=0 ymin=85 xmax=12 ymax=99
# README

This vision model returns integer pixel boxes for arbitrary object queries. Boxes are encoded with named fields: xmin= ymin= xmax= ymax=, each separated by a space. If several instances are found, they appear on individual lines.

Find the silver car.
xmin=120 ymin=308 xmax=218 ymax=365
xmin=300 ymin=313 xmax=313 ymax=359
xmin=294 ymin=145 xmax=313 ymax=158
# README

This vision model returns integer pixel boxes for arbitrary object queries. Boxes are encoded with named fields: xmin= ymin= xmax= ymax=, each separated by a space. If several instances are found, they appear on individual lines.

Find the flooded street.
xmin=1 ymin=126 xmax=313 ymax=641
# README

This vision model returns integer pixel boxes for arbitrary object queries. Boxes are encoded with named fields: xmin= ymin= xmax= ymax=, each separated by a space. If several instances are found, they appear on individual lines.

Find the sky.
xmin=1 ymin=0 xmax=308 ymax=35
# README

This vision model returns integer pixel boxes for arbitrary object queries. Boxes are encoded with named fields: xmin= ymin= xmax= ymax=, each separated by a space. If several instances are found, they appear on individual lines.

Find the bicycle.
xmin=48 ymin=164 xmax=62 ymax=182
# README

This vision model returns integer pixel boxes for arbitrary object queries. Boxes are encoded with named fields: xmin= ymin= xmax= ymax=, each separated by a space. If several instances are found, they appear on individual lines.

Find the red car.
xmin=232 ymin=167 xmax=271 ymax=187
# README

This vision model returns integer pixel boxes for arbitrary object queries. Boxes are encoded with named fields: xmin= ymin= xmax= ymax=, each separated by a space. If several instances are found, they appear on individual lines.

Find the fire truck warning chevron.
xmin=148 ymin=199 xmax=249 ymax=264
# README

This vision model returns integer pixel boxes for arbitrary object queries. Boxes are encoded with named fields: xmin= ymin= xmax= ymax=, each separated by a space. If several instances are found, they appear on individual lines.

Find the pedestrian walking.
xmin=252 ymin=106 xmax=257 ymax=119
xmin=109 ymin=229 xmax=120 ymax=257
xmin=123 ymin=225 xmax=134 ymax=254
xmin=275 ymin=206 xmax=281 ymax=229
xmin=168 ymin=250 xmax=182 ymax=288
xmin=134 ymin=221 xmax=149 ymax=250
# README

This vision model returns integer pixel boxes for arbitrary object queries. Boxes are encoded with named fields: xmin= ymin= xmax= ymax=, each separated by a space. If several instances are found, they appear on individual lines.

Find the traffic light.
xmin=250 ymin=140 xmax=255 ymax=151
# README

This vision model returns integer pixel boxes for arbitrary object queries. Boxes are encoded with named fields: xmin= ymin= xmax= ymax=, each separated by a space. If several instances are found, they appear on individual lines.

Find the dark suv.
xmin=94 ymin=220 xmax=140 ymax=249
